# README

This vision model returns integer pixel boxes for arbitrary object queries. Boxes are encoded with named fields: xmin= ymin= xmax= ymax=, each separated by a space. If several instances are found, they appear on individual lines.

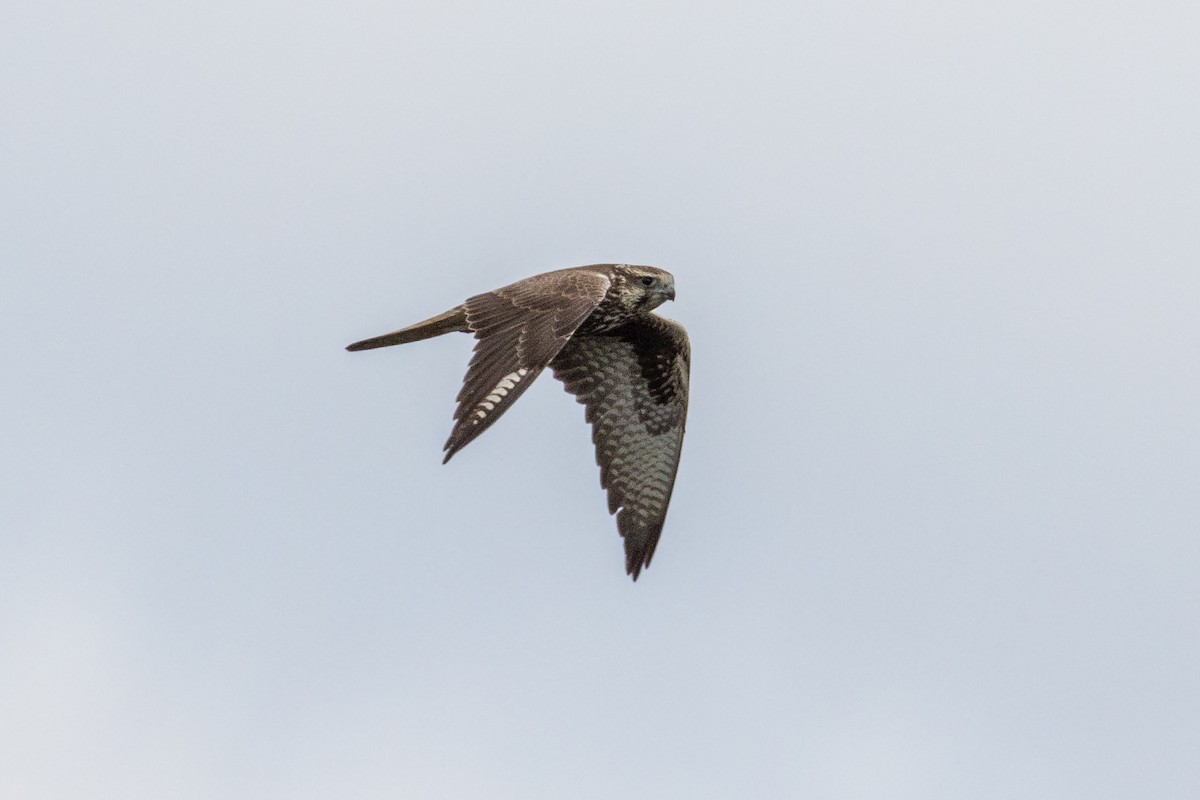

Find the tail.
xmin=346 ymin=306 xmax=469 ymax=351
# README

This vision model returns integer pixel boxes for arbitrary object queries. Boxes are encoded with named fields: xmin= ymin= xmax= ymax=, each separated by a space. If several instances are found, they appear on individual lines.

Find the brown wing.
xmin=550 ymin=315 xmax=690 ymax=580
xmin=443 ymin=269 xmax=613 ymax=462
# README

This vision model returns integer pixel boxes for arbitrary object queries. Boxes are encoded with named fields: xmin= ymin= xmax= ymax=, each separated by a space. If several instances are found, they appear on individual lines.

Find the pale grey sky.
xmin=3 ymin=1 xmax=1198 ymax=798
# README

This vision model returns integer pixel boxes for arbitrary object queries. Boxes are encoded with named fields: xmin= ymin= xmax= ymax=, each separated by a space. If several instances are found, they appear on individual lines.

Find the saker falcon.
xmin=346 ymin=264 xmax=690 ymax=580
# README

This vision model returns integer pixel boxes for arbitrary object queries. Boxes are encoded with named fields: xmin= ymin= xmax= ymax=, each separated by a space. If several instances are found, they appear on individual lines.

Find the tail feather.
xmin=346 ymin=306 xmax=469 ymax=351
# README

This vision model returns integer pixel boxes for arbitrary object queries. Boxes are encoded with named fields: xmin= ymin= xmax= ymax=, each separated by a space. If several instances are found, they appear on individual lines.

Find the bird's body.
xmin=347 ymin=264 xmax=689 ymax=580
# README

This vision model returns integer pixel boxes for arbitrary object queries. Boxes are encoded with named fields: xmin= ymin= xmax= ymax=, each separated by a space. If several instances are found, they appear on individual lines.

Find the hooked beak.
xmin=659 ymin=284 xmax=676 ymax=302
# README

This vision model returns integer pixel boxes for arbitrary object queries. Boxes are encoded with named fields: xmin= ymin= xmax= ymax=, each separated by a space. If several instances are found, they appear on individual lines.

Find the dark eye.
xmin=639 ymin=276 xmax=655 ymax=287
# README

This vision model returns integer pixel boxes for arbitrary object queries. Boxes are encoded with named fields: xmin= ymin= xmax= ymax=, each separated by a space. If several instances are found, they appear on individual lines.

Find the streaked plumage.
xmin=347 ymin=264 xmax=690 ymax=580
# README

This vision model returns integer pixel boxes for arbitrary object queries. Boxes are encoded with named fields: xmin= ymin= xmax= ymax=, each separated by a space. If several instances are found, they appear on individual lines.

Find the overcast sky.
xmin=3 ymin=2 xmax=1198 ymax=798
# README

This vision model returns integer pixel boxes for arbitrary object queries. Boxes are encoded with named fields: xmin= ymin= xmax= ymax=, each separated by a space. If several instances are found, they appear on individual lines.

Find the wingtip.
xmin=442 ymin=437 xmax=463 ymax=464
xmin=619 ymin=514 xmax=659 ymax=582
xmin=626 ymin=554 xmax=649 ymax=581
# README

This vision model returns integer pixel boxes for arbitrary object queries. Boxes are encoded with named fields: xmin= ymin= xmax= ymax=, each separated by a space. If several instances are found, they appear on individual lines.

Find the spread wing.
xmin=443 ymin=269 xmax=612 ymax=461
xmin=550 ymin=315 xmax=690 ymax=579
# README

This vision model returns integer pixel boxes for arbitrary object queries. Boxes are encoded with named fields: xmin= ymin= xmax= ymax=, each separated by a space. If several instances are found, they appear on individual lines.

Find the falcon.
xmin=346 ymin=264 xmax=690 ymax=580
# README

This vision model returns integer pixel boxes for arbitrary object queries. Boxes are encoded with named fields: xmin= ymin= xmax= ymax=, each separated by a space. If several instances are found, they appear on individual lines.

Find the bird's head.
xmin=613 ymin=265 xmax=676 ymax=313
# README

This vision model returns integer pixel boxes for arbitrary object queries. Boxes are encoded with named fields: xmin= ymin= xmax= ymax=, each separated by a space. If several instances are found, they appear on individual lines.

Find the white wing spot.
xmin=471 ymin=369 xmax=530 ymax=422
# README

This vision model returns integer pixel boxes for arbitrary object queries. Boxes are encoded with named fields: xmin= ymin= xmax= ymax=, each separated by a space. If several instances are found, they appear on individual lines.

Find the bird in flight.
xmin=347 ymin=264 xmax=690 ymax=580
